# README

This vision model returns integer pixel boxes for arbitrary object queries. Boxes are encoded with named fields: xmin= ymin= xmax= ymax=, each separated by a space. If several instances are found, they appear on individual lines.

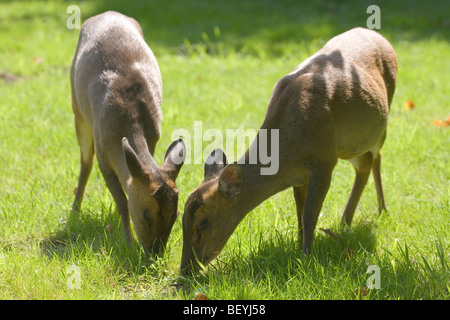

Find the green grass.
xmin=0 ymin=0 xmax=449 ymax=300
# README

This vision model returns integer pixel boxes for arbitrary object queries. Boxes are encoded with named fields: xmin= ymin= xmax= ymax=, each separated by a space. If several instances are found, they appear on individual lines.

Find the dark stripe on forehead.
xmin=152 ymin=183 xmax=178 ymax=219
xmin=184 ymin=179 xmax=217 ymax=220
xmin=185 ymin=191 xmax=203 ymax=219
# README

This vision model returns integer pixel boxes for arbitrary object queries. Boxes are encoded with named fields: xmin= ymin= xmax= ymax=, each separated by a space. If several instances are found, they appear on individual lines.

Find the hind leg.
xmin=372 ymin=130 xmax=387 ymax=213
xmin=372 ymin=151 xmax=387 ymax=213
xmin=341 ymin=152 xmax=373 ymax=225
xmin=72 ymin=117 xmax=94 ymax=213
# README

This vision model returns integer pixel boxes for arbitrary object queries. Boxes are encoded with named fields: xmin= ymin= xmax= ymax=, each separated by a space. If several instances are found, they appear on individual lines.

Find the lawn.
xmin=0 ymin=0 xmax=449 ymax=300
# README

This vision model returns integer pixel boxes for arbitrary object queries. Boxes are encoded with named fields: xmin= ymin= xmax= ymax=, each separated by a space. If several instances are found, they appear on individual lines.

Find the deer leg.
xmin=97 ymin=160 xmax=132 ymax=245
xmin=372 ymin=152 xmax=387 ymax=214
xmin=302 ymin=165 xmax=333 ymax=254
xmin=372 ymin=131 xmax=387 ymax=214
xmin=293 ymin=184 xmax=308 ymax=244
xmin=72 ymin=119 xmax=94 ymax=213
xmin=341 ymin=152 xmax=373 ymax=225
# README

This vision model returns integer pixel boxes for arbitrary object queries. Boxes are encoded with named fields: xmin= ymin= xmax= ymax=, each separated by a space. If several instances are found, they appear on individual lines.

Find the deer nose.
xmin=141 ymin=238 xmax=165 ymax=258
xmin=180 ymin=259 xmax=196 ymax=276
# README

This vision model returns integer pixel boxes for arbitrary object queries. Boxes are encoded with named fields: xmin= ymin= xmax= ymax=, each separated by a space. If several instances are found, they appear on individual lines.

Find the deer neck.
xmin=237 ymin=164 xmax=280 ymax=211
xmin=229 ymin=141 xmax=292 ymax=221
xmin=120 ymin=130 xmax=160 ymax=191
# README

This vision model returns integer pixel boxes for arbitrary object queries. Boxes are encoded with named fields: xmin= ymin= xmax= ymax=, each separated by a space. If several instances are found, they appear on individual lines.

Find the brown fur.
xmin=70 ymin=11 xmax=185 ymax=256
xmin=181 ymin=28 xmax=397 ymax=274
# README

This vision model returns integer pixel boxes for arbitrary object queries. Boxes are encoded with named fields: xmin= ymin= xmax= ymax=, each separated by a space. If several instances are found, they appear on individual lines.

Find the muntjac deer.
xmin=181 ymin=28 xmax=397 ymax=273
xmin=70 ymin=11 xmax=186 ymax=256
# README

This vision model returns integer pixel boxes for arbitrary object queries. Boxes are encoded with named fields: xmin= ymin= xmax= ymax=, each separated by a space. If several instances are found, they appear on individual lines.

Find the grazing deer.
xmin=181 ymin=28 xmax=397 ymax=273
xmin=70 ymin=11 xmax=186 ymax=256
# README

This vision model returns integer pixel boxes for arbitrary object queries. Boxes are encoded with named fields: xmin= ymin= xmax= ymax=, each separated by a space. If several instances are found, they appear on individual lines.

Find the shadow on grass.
xmin=39 ymin=205 xmax=154 ymax=275
xmin=244 ymin=220 xmax=377 ymax=271
xmin=81 ymin=0 xmax=449 ymax=58
xmin=175 ymin=220 xmax=379 ymax=298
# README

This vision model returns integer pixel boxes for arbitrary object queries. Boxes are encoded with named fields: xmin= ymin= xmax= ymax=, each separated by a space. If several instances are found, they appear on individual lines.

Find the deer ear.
xmin=204 ymin=148 xmax=228 ymax=181
xmin=122 ymin=137 xmax=147 ymax=180
xmin=218 ymin=163 xmax=244 ymax=199
xmin=163 ymin=138 xmax=186 ymax=181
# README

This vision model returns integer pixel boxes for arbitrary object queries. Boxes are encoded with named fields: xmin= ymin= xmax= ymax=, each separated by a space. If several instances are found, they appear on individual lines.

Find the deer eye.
xmin=195 ymin=218 xmax=210 ymax=242
xmin=197 ymin=218 xmax=210 ymax=231
xmin=143 ymin=209 xmax=151 ymax=223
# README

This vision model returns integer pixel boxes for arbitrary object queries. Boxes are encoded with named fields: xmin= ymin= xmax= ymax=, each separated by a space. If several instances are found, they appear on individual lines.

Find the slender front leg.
xmin=293 ymin=184 xmax=308 ymax=244
xmin=341 ymin=152 xmax=373 ymax=225
xmin=97 ymin=161 xmax=132 ymax=245
xmin=302 ymin=165 xmax=333 ymax=254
